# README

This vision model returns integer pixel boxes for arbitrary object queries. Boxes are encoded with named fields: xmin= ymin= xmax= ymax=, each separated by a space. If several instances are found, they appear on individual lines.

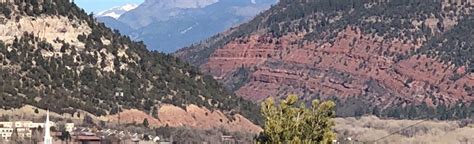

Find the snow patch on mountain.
xmin=142 ymin=0 xmax=219 ymax=9
xmin=97 ymin=4 xmax=139 ymax=19
xmin=180 ymin=23 xmax=199 ymax=34
xmin=121 ymin=4 xmax=139 ymax=11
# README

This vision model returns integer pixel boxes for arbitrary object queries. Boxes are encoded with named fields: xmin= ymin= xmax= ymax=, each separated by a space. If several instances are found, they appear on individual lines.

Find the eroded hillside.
xmin=176 ymin=0 xmax=474 ymax=119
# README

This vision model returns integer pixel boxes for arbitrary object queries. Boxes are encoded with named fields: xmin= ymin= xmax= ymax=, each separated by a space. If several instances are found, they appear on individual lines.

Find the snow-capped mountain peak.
xmin=97 ymin=4 xmax=138 ymax=19
xmin=142 ymin=0 xmax=219 ymax=9
xmin=121 ymin=3 xmax=139 ymax=11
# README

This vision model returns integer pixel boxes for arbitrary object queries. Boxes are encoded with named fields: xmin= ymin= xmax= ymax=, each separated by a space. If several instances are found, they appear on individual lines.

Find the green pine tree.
xmin=258 ymin=95 xmax=336 ymax=144
xmin=143 ymin=118 xmax=149 ymax=128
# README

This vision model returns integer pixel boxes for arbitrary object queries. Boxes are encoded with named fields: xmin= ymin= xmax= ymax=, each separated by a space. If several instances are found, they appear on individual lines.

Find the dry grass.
xmin=335 ymin=116 xmax=474 ymax=144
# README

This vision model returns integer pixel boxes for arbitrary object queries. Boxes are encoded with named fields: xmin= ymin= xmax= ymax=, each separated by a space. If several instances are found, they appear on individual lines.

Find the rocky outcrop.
xmin=201 ymin=27 xmax=474 ymax=107
xmin=0 ymin=16 xmax=91 ymax=50
xmin=176 ymin=0 xmax=474 ymax=113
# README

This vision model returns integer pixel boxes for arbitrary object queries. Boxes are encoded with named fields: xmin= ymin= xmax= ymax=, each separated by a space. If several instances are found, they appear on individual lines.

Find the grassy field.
xmin=335 ymin=116 xmax=474 ymax=144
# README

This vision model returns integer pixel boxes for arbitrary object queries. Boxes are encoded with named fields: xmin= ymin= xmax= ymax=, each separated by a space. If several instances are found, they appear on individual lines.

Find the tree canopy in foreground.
xmin=257 ymin=95 xmax=336 ymax=144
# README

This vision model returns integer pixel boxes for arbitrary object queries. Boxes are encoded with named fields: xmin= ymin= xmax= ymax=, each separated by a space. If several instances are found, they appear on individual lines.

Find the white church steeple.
xmin=43 ymin=110 xmax=52 ymax=144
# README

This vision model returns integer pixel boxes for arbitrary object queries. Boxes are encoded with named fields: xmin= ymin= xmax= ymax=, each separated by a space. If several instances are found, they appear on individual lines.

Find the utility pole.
xmin=115 ymin=89 xmax=123 ymax=126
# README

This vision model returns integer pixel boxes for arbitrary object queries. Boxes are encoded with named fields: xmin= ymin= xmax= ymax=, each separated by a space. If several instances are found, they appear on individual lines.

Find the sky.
xmin=74 ymin=0 xmax=144 ymax=13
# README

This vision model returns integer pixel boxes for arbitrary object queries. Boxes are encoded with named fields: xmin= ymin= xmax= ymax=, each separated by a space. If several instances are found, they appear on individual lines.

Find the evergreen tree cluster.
xmin=334 ymin=96 xmax=474 ymax=120
xmin=1 ymin=0 xmax=90 ymax=21
xmin=417 ymin=14 xmax=474 ymax=71
xmin=258 ymin=95 xmax=336 ymax=143
xmin=180 ymin=0 xmax=470 ymax=67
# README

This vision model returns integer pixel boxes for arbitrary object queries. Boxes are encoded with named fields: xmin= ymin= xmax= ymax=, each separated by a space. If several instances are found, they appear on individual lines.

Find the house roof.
xmin=74 ymin=136 xmax=101 ymax=141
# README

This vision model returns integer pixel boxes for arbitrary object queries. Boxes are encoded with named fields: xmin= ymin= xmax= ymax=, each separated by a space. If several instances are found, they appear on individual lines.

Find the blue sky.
xmin=74 ymin=0 xmax=144 ymax=13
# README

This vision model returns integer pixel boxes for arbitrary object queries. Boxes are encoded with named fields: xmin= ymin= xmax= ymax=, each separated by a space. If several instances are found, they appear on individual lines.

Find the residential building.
xmin=0 ymin=111 xmax=76 ymax=142
xmin=65 ymin=123 xmax=75 ymax=133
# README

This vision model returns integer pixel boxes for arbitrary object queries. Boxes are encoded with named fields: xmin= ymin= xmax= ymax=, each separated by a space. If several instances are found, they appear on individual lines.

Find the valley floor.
xmin=1 ymin=106 xmax=473 ymax=143
xmin=335 ymin=116 xmax=474 ymax=144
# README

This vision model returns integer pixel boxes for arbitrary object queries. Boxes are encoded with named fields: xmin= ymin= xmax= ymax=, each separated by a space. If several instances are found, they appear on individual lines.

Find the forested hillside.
xmin=0 ymin=0 xmax=260 ymax=126
xmin=176 ymin=0 xmax=474 ymax=119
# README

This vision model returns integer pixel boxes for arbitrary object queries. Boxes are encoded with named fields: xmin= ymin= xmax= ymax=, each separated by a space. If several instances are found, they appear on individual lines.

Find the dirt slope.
xmin=103 ymin=104 xmax=262 ymax=133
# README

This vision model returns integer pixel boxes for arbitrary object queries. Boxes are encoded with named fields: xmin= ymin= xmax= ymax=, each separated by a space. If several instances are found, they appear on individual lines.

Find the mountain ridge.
xmin=176 ymin=0 xmax=474 ymax=119
xmin=98 ymin=0 xmax=278 ymax=53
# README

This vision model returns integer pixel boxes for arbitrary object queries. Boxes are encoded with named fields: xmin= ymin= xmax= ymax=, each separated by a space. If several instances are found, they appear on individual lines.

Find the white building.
xmin=0 ymin=116 xmax=63 ymax=141
xmin=65 ymin=123 xmax=75 ymax=133
xmin=0 ymin=121 xmax=56 ymax=129
xmin=0 ymin=127 xmax=31 ymax=140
